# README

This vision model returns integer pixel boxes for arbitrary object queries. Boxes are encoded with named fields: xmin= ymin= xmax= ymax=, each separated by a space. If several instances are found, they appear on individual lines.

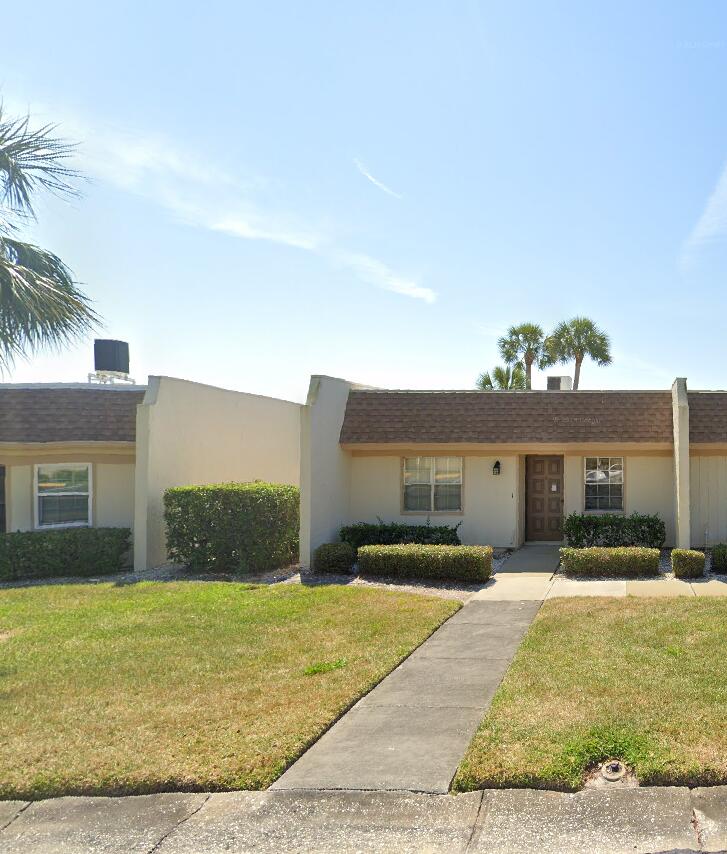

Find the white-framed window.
xmin=584 ymin=457 xmax=623 ymax=512
xmin=402 ymin=456 xmax=463 ymax=512
xmin=34 ymin=463 xmax=92 ymax=529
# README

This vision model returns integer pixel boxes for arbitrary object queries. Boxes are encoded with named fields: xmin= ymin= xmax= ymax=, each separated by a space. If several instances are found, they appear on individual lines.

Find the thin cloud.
xmin=335 ymin=251 xmax=435 ymax=303
xmin=682 ymin=158 xmax=727 ymax=265
xmin=7 ymin=98 xmax=431 ymax=302
xmin=353 ymin=158 xmax=403 ymax=199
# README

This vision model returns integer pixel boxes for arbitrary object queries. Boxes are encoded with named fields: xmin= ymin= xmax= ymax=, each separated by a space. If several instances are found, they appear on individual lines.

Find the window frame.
xmin=33 ymin=463 xmax=93 ymax=530
xmin=583 ymin=456 xmax=624 ymax=514
xmin=400 ymin=456 xmax=464 ymax=515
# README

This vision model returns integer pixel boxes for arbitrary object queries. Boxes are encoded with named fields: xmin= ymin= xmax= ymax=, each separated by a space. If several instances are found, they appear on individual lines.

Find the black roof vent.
xmin=94 ymin=340 xmax=130 ymax=374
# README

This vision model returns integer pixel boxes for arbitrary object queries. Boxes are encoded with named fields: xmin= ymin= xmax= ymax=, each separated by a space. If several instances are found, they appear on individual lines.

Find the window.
xmin=403 ymin=457 xmax=463 ymax=512
xmin=584 ymin=457 xmax=623 ymax=511
xmin=35 ymin=464 xmax=92 ymax=528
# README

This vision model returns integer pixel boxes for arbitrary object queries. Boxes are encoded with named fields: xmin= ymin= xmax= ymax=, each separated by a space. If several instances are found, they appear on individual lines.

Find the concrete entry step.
xmin=498 ymin=544 xmax=561 ymax=574
xmin=272 ymin=600 xmax=540 ymax=794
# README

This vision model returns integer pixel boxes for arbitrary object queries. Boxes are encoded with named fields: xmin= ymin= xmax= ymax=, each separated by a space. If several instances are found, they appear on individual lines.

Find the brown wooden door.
xmin=525 ymin=455 xmax=564 ymax=541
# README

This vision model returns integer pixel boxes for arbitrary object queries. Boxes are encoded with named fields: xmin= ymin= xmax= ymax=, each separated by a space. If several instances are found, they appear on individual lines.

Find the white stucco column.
xmin=671 ymin=377 xmax=691 ymax=549
xmin=299 ymin=376 xmax=355 ymax=567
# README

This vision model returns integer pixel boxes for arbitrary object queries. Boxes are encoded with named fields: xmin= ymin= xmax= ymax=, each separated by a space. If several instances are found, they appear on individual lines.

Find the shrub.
xmin=0 ymin=527 xmax=131 ymax=581
xmin=562 ymin=513 xmax=666 ymax=549
xmin=711 ymin=543 xmax=727 ymax=572
xmin=560 ymin=547 xmax=660 ymax=577
xmin=357 ymin=544 xmax=492 ymax=582
xmin=313 ymin=542 xmax=356 ymax=574
xmin=164 ymin=482 xmax=299 ymax=574
xmin=340 ymin=520 xmax=461 ymax=550
xmin=671 ymin=549 xmax=705 ymax=579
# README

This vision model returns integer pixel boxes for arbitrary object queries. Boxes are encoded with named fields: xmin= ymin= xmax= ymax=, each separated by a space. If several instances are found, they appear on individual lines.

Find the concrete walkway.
xmin=497 ymin=543 xmax=561 ymax=574
xmin=2 ymin=785 xmax=726 ymax=852
xmin=272 ymin=600 xmax=540 ymax=794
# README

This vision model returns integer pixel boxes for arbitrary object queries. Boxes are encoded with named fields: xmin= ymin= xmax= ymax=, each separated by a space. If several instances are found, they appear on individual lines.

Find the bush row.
xmin=339 ymin=520 xmax=461 ymax=550
xmin=164 ymin=482 xmax=299 ymax=574
xmin=313 ymin=542 xmax=356 ymax=574
xmin=357 ymin=544 xmax=492 ymax=582
xmin=560 ymin=546 xmax=660 ymax=577
xmin=0 ymin=527 xmax=131 ymax=581
xmin=671 ymin=549 xmax=705 ymax=579
xmin=712 ymin=544 xmax=727 ymax=571
xmin=562 ymin=513 xmax=666 ymax=549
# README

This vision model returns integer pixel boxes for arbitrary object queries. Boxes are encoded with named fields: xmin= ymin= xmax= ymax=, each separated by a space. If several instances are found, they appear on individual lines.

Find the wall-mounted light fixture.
xmin=493 ymin=460 xmax=501 ymax=476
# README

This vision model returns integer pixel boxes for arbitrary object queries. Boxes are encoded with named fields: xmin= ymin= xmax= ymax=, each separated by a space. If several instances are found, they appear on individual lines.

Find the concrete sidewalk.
xmin=2 ymin=785 xmax=726 ymax=853
xmin=272 ymin=600 xmax=540 ymax=794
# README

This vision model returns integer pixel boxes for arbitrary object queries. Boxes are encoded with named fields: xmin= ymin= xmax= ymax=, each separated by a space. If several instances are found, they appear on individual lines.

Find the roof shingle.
xmin=0 ymin=386 xmax=145 ymax=443
xmin=339 ymin=390 xmax=674 ymax=445
xmin=688 ymin=392 xmax=727 ymax=443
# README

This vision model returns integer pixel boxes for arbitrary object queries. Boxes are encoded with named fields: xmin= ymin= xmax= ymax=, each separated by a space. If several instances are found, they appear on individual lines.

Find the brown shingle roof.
xmin=0 ymin=386 xmax=146 ymax=443
xmin=688 ymin=392 xmax=727 ymax=443
xmin=339 ymin=390 xmax=674 ymax=444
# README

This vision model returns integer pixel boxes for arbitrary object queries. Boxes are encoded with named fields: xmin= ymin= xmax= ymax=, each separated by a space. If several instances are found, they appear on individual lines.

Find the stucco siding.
xmin=348 ymin=455 xmax=519 ymax=547
xmin=564 ymin=454 xmax=675 ymax=545
xmin=300 ymin=376 xmax=353 ymax=566
xmin=6 ymin=465 xmax=32 ymax=532
xmin=690 ymin=456 xmax=727 ymax=546
xmin=94 ymin=463 xmax=135 ymax=528
xmin=134 ymin=377 xmax=302 ymax=570
xmin=5 ymin=460 xmax=135 ymax=533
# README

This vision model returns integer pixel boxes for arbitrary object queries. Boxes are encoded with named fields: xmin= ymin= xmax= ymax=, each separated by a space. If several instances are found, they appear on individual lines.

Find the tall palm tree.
xmin=498 ymin=322 xmax=552 ymax=389
xmin=0 ymin=106 xmax=98 ymax=372
xmin=476 ymin=363 xmax=526 ymax=390
xmin=545 ymin=317 xmax=611 ymax=390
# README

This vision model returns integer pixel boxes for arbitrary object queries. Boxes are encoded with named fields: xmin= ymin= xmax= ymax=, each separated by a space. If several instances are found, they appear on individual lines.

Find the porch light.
xmin=493 ymin=460 xmax=501 ymax=476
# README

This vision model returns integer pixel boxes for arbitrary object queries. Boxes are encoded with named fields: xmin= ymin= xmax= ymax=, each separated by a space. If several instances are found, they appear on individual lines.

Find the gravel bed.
xmin=286 ymin=549 xmax=511 ymax=602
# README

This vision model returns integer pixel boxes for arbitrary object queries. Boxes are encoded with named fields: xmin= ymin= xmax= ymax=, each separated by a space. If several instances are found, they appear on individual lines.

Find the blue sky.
xmin=3 ymin=1 xmax=727 ymax=400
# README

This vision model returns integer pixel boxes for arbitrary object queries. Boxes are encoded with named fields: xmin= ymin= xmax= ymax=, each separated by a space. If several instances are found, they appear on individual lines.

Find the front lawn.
xmin=454 ymin=597 xmax=727 ymax=792
xmin=0 ymin=581 xmax=457 ymax=799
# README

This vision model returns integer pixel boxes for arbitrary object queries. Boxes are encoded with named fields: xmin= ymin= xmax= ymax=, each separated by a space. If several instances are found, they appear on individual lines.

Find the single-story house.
xmin=0 ymin=377 xmax=302 ymax=570
xmin=299 ymin=375 xmax=727 ymax=564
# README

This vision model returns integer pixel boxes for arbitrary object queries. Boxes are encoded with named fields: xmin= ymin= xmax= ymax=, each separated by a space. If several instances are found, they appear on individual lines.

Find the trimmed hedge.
xmin=357 ymin=544 xmax=492 ymax=582
xmin=0 ymin=527 xmax=131 ymax=581
xmin=313 ymin=542 xmax=356 ymax=574
xmin=711 ymin=543 xmax=727 ymax=572
xmin=672 ymin=549 xmax=705 ymax=579
xmin=164 ymin=482 xmax=299 ymax=574
xmin=340 ymin=520 xmax=462 ymax=550
xmin=562 ymin=512 xmax=666 ymax=549
xmin=560 ymin=546 xmax=660 ymax=577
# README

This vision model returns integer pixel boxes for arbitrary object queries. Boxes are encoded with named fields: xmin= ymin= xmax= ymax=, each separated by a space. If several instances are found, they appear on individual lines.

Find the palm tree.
xmin=545 ymin=317 xmax=611 ymax=390
xmin=0 ymin=106 xmax=97 ymax=372
xmin=476 ymin=363 xmax=526 ymax=390
xmin=497 ymin=322 xmax=552 ymax=389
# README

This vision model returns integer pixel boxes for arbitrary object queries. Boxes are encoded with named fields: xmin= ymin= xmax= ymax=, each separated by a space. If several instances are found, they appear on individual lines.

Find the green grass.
xmin=454 ymin=597 xmax=727 ymax=792
xmin=0 ymin=581 xmax=458 ymax=799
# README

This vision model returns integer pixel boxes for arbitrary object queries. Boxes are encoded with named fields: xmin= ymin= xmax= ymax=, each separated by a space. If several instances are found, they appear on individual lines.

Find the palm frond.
xmin=0 ymin=104 xmax=81 ymax=218
xmin=0 ymin=237 xmax=99 ymax=371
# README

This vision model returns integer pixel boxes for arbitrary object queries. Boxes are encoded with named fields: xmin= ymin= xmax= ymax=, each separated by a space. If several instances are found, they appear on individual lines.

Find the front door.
xmin=525 ymin=455 xmax=563 ymax=541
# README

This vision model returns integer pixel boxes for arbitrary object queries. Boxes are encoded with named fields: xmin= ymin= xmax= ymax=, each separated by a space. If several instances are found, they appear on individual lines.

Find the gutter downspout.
xmin=671 ymin=377 xmax=691 ymax=549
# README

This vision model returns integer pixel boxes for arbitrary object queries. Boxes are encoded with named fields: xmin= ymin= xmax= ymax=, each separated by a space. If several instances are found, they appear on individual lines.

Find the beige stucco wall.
xmin=95 ymin=463 xmax=135 ymax=527
xmin=5 ymin=460 xmax=135 ymax=532
xmin=690 ymin=455 xmax=727 ymax=546
xmin=300 ymin=376 xmax=354 ymax=566
xmin=564 ymin=454 xmax=675 ymax=545
xmin=134 ymin=377 xmax=302 ymax=570
xmin=7 ymin=465 xmax=32 ymax=532
xmin=347 ymin=455 xmax=519 ymax=547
